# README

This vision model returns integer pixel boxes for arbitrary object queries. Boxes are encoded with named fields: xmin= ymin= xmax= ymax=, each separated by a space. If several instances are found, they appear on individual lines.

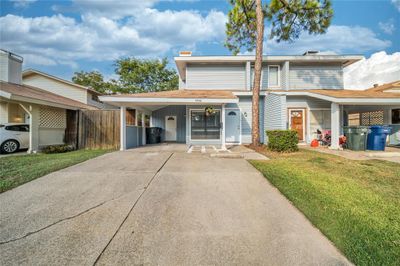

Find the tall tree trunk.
xmin=252 ymin=0 xmax=264 ymax=146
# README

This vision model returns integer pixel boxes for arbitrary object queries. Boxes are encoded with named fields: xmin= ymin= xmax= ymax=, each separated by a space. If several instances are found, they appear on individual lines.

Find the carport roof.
xmin=0 ymin=81 xmax=95 ymax=110
xmin=99 ymin=89 xmax=239 ymax=106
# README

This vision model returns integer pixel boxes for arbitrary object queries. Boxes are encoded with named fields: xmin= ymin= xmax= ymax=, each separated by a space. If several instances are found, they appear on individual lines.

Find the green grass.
xmin=250 ymin=148 xmax=400 ymax=266
xmin=0 ymin=149 xmax=111 ymax=193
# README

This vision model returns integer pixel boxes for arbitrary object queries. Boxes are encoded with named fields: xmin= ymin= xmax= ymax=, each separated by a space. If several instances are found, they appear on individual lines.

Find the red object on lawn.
xmin=311 ymin=139 xmax=319 ymax=147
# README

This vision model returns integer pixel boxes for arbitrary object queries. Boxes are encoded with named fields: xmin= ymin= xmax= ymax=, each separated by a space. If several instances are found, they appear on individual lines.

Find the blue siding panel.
xmin=152 ymin=105 xmax=186 ymax=143
xmin=126 ymin=126 xmax=140 ymax=149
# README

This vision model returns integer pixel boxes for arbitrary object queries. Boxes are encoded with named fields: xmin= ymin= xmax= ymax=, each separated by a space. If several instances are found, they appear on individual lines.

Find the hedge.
xmin=266 ymin=130 xmax=299 ymax=152
xmin=41 ymin=144 xmax=75 ymax=154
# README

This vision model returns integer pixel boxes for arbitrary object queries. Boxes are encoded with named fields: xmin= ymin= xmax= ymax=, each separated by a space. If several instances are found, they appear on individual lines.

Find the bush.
xmin=266 ymin=130 xmax=299 ymax=152
xmin=41 ymin=144 xmax=75 ymax=154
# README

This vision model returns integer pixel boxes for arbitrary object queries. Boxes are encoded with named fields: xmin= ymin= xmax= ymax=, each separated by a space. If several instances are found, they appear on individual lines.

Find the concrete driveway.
xmin=0 ymin=144 xmax=350 ymax=265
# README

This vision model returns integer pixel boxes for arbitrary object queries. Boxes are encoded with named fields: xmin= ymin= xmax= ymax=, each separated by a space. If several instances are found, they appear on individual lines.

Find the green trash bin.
xmin=343 ymin=126 xmax=369 ymax=151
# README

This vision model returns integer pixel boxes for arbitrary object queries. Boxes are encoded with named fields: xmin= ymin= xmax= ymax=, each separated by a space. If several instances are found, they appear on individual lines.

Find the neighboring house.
xmin=0 ymin=49 xmax=92 ymax=153
xmin=22 ymin=69 xmax=111 ymax=109
xmin=101 ymin=51 xmax=397 ymax=150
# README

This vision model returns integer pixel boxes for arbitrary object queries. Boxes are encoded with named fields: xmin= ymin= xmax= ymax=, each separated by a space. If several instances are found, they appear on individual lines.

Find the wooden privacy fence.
xmin=65 ymin=110 xmax=120 ymax=150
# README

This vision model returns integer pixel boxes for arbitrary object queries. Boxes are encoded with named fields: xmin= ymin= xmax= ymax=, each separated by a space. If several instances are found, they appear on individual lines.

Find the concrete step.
xmin=210 ymin=153 xmax=244 ymax=159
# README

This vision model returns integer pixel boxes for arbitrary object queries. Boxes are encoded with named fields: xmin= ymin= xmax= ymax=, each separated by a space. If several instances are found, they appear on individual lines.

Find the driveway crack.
xmin=93 ymin=152 xmax=174 ymax=265
xmin=0 ymin=196 xmax=122 ymax=245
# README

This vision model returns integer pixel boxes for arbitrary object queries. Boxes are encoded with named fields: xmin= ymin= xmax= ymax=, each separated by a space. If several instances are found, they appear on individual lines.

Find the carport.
xmin=0 ymin=81 xmax=92 ymax=153
xmin=99 ymin=90 xmax=239 ymax=150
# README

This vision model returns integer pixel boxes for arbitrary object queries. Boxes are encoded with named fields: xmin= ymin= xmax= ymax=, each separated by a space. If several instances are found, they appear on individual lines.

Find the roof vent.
xmin=373 ymin=83 xmax=379 ymax=88
xmin=303 ymin=50 xmax=320 ymax=56
xmin=179 ymin=51 xmax=192 ymax=57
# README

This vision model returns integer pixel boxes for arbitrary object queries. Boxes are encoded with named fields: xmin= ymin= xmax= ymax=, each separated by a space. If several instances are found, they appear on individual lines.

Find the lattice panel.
xmin=39 ymin=107 xmax=66 ymax=128
xmin=361 ymin=111 xmax=384 ymax=126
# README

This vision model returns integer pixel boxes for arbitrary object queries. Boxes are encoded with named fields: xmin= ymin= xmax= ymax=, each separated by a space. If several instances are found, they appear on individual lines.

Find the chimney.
xmin=373 ymin=84 xmax=379 ymax=88
xmin=179 ymin=51 xmax=192 ymax=57
xmin=0 ymin=49 xmax=23 ymax=84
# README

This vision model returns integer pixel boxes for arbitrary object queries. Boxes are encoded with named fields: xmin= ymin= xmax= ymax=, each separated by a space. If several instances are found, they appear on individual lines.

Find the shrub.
xmin=41 ymin=144 xmax=75 ymax=154
xmin=266 ymin=130 xmax=299 ymax=152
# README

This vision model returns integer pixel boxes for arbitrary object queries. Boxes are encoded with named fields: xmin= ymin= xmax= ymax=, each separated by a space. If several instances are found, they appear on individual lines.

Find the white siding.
xmin=23 ymin=74 xmax=88 ymax=104
xmin=289 ymin=64 xmax=343 ymax=89
xmin=8 ymin=58 xmax=22 ymax=84
xmin=186 ymin=65 xmax=246 ymax=90
xmin=39 ymin=128 xmax=65 ymax=146
xmin=0 ymin=52 xmax=22 ymax=84
xmin=0 ymin=53 xmax=9 ymax=82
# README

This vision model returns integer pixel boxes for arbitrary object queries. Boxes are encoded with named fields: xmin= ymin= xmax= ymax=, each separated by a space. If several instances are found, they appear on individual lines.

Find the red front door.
xmin=290 ymin=110 xmax=304 ymax=141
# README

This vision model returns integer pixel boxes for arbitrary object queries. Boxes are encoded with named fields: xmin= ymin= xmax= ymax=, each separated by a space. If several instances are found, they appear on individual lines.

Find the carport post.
xmin=142 ymin=112 xmax=146 ymax=145
xmin=221 ymin=104 xmax=226 ymax=150
xmin=330 ymin=102 xmax=340 ymax=150
xmin=120 ymin=106 xmax=126 ymax=151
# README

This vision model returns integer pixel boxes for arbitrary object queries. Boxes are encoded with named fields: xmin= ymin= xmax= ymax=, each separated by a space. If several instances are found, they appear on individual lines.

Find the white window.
xmin=268 ymin=65 xmax=280 ymax=87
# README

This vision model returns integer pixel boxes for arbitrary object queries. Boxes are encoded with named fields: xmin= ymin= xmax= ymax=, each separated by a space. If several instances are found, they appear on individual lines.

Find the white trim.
xmin=99 ymin=96 xmax=239 ymax=104
xmin=245 ymin=61 xmax=251 ymax=90
xmin=288 ymin=108 xmax=306 ymax=141
xmin=189 ymin=108 xmax=222 ymax=142
xmin=0 ymin=90 xmax=12 ymax=99
xmin=120 ymin=106 xmax=126 ymax=151
xmin=221 ymin=104 xmax=226 ymax=149
xmin=225 ymin=107 xmax=242 ymax=145
xmin=267 ymin=65 xmax=280 ymax=88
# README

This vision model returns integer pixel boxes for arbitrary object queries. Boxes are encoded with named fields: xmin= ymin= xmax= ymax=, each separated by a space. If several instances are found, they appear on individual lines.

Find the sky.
xmin=0 ymin=0 xmax=399 ymax=89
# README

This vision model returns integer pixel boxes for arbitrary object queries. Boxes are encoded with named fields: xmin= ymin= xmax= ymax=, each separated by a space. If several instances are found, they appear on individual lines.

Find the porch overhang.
xmin=99 ymin=89 xmax=239 ymax=108
xmin=270 ymin=90 xmax=400 ymax=105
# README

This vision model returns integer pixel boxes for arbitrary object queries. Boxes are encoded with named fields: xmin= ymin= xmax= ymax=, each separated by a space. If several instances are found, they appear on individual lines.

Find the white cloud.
xmin=392 ymin=0 xmax=400 ymax=11
xmin=133 ymin=9 xmax=226 ymax=45
xmin=344 ymin=51 xmax=400 ymax=90
xmin=9 ymin=0 xmax=37 ymax=8
xmin=0 ymin=8 xmax=225 ymax=67
xmin=379 ymin=19 xmax=396 ymax=35
xmin=52 ymin=0 xmax=157 ymax=19
xmin=265 ymin=25 xmax=391 ymax=55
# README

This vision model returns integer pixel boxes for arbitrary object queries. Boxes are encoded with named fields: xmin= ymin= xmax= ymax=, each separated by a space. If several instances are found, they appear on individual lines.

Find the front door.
xmin=165 ymin=116 xmax=177 ymax=141
xmin=225 ymin=109 xmax=240 ymax=143
xmin=290 ymin=109 xmax=305 ymax=141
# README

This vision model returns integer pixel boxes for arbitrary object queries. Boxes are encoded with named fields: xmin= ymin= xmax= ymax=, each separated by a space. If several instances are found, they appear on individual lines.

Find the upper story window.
xmin=268 ymin=65 xmax=280 ymax=87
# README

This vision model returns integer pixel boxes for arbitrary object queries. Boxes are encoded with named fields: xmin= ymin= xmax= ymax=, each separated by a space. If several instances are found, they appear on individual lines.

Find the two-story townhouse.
xmin=100 ymin=51 xmax=400 ymax=150
xmin=22 ymin=69 xmax=111 ymax=110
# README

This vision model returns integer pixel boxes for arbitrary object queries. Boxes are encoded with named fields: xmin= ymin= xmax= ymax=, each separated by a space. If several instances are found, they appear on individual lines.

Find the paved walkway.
xmin=303 ymin=146 xmax=400 ymax=163
xmin=0 ymin=144 xmax=350 ymax=265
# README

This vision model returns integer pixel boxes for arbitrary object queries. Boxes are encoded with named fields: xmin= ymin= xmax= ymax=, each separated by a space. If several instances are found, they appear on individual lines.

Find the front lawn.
xmin=0 ymin=149 xmax=111 ymax=193
xmin=250 ymin=148 xmax=400 ymax=266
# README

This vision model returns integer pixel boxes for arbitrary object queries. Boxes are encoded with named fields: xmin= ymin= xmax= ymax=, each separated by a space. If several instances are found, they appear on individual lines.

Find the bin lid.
xmin=343 ymin=126 xmax=368 ymax=133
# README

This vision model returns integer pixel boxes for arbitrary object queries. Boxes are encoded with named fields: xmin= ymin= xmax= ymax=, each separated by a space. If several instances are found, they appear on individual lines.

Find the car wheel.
xmin=1 ymin=140 xmax=20 ymax=154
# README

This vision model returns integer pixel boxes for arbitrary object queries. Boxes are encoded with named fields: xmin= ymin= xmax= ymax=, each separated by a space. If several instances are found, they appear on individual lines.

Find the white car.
xmin=0 ymin=123 xmax=29 ymax=154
